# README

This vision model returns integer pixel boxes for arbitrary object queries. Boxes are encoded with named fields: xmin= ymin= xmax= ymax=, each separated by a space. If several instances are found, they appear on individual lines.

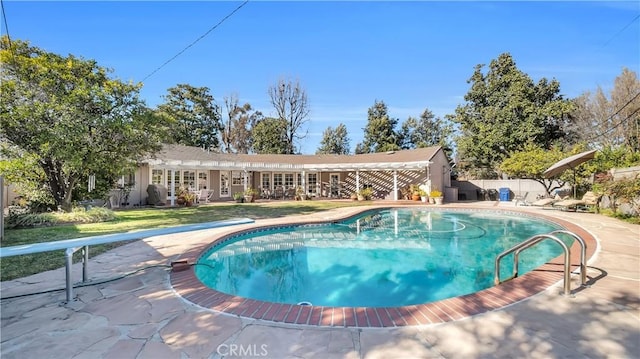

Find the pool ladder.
xmin=494 ymin=230 xmax=589 ymax=296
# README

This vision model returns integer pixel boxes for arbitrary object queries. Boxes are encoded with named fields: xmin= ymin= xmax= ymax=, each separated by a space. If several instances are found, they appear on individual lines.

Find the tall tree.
xmin=0 ymin=37 xmax=166 ymax=211
xmin=399 ymin=109 xmax=454 ymax=152
xmin=268 ymin=78 xmax=309 ymax=154
xmin=157 ymin=84 xmax=222 ymax=150
xmin=449 ymin=53 xmax=574 ymax=178
xmin=316 ymin=123 xmax=351 ymax=154
xmin=571 ymin=68 xmax=640 ymax=151
xmin=222 ymin=94 xmax=262 ymax=154
xmin=251 ymin=117 xmax=289 ymax=154
xmin=356 ymin=100 xmax=400 ymax=153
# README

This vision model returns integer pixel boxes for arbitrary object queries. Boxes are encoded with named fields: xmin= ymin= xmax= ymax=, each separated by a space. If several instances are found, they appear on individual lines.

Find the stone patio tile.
xmin=139 ymin=288 xmax=187 ymax=323
xmin=81 ymin=293 xmax=152 ymax=325
xmin=160 ymin=311 xmax=242 ymax=358
xmin=360 ymin=327 xmax=439 ymax=359
xmin=292 ymin=328 xmax=359 ymax=359
xmin=128 ymin=323 xmax=161 ymax=339
xmin=138 ymin=341 xmax=181 ymax=359
xmin=1 ymin=309 xmax=96 ymax=342
xmin=230 ymin=324 xmax=304 ymax=359
xmin=1 ymin=327 xmax=119 ymax=359
xmin=98 ymin=275 xmax=146 ymax=298
xmin=102 ymin=339 xmax=145 ymax=359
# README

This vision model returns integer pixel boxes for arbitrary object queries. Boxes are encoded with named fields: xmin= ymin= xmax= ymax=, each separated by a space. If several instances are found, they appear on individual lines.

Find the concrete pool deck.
xmin=1 ymin=201 xmax=639 ymax=358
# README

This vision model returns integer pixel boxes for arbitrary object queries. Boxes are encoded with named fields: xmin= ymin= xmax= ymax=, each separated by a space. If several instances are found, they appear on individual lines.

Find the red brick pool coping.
xmin=170 ymin=207 xmax=597 ymax=328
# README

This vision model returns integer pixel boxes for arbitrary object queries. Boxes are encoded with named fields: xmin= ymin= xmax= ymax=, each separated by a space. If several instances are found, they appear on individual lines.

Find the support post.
xmin=393 ymin=170 xmax=398 ymax=201
xmin=170 ymin=169 xmax=176 ymax=206
xmin=82 ymin=245 xmax=89 ymax=283
xmin=65 ymin=248 xmax=75 ymax=303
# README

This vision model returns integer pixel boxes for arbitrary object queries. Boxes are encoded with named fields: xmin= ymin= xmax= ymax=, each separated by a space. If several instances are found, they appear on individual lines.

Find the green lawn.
xmin=1 ymin=201 xmax=369 ymax=281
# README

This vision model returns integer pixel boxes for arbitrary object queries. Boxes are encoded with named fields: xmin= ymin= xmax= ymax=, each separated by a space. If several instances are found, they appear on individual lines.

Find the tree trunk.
xmin=42 ymin=158 xmax=74 ymax=212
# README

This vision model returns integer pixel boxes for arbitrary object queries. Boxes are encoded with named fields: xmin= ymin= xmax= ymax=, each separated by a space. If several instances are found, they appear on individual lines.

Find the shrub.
xmin=5 ymin=206 xmax=116 ymax=229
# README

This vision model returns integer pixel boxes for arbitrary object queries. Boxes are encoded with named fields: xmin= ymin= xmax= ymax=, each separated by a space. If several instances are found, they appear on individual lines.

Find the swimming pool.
xmin=195 ymin=208 xmax=571 ymax=308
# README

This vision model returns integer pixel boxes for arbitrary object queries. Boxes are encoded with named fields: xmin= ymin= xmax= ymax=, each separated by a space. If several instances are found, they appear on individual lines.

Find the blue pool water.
xmin=196 ymin=209 xmax=570 ymax=307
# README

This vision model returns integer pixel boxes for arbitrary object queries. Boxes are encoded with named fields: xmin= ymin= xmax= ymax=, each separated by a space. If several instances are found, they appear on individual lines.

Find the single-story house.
xmin=114 ymin=144 xmax=453 ymax=207
xmin=1 ymin=144 xmax=454 ymax=208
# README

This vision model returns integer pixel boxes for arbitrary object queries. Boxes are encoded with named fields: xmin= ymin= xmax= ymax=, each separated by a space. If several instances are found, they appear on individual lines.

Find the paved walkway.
xmin=1 ymin=202 xmax=638 ymax=358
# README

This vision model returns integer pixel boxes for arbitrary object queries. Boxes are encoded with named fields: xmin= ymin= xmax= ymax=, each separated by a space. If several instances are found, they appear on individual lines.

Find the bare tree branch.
xmin=268 ymin=78 xmax=309 ymax=154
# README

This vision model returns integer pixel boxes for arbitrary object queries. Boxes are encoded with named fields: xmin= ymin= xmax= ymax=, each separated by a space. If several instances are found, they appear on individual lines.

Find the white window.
xmin=168 ymin=170 xmax=180 ymax=197
xmin=307 ymin=173 xmax=317 ymax=194
xmin=232 ymin=171 xmax=244 ymax=186
xmin=261 ymin=173 xmax=271 ymax=189
xmin=117 ymin=171 xmax=136 ymax=189
xmin=152 ymin=169 xmax=163 ymax=185
xmin=183 ymin=170 xmax=196 ymax=189
xmin=273 ymin=173 xmax=283 ymax=187
xmin=220 ymin=171 xmax=230 ymax=197
xmin=198 ymin=172 xmax=208 ymax=190
xmin=284 ymin=173 xmax=294 ymax=188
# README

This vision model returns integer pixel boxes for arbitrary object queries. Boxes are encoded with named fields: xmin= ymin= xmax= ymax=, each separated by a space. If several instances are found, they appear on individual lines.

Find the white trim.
xmin=145 ymin=159 xmax=432 ymax=172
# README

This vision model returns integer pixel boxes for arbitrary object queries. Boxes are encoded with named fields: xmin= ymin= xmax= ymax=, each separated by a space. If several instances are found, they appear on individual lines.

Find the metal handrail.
xmin=0 ymin=218 xmax=255 ymax=303
xmin=549 ymin=230 xmax=588 ymax=286
xmin=494 ymin=230 xmax=588 ymax=296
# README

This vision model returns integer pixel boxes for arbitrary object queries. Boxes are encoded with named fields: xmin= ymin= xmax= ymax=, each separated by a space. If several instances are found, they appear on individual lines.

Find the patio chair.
xmin=197 ymin=189 xmax=214 ymax=204
xmin=514 ymin=192 xmax=531 ymax=206
xmin=552 ymin=191 xmax=600 ymax=212
xmin=273 ymin=186 xmax=284 ymax=199
xmin=261 ymin=187 xmax=272 ymax=199
xmin=284 ymin=187 xmax=296 ymax=199
xmin=531 ymin=197 xmax=560 ymax=209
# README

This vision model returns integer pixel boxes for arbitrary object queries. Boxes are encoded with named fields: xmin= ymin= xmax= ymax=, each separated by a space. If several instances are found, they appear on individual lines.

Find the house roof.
xmin=143 ymin=144 xmax=442 ymax=172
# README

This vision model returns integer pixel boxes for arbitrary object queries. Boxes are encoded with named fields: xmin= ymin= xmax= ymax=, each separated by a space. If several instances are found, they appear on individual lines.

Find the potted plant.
xmin=182 ymin=191 xmax=196 ymax=207
xmin=418 ymin=189 xmax=428 ymax=203
xmin=410 ymin=184 xmax=421 ymax=201
xmin=244 ymin=187 xmax=258 ymax=203
xmin=350 ymin=192 xmax=358 ymax=201
xmin=233 ymin=192 xmax=244 ymax=203
xmin=358 ymin=187 xmax=374 ymax=201
xmin=176 ymin=186 xmax=196 ymax=206
xmin=295 ymin=186 xmax=306 ymax=200
xmin=430 ymin=189 xmax=443 ymax=205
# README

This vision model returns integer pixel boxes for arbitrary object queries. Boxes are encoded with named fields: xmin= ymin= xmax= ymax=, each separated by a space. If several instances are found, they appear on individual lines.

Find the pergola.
xmin=145 ymin=157 xmax=434 ymax=206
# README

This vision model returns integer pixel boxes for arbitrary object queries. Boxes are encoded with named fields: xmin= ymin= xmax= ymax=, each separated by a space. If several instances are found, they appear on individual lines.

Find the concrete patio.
xmin=1 ymin=202 xmax=638 ymax=358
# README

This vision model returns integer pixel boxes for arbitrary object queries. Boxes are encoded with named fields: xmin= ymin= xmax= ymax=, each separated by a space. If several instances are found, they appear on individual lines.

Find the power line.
xmin=1 ymin=0 xmax=12 ymax=46
xmin=141 ymin=0 xmax=249 ymax=82
xmin=603 ymin=13 xmax=640 ymax=48
xmin=583 ymin=91 xmax=640 ymax=142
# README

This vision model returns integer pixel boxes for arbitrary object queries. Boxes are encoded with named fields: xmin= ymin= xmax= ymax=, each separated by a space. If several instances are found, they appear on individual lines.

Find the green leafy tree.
xmin=268 ymin=78 xmax=310 ymax=154
xmin=157 ymin=84 xmax=222 ymax=150
xmin=251 ymin=117 xmax=288 ymax=154
xmin=356 ymin=100 xmax=400 ymax=153
xmin=450 ymin=53 xmax=574 ymax=178
xmin=0 ymin=37 xmax=166 ymax=211
xmin=399 ymin=108 xmax=454 ymax=153
xmin=316 ymin=123 xmax=351 ymax=154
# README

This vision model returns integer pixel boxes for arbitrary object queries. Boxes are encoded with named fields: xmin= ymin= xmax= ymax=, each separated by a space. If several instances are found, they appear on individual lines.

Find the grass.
xmin=1 ymin=200 xmax=368 ymax=281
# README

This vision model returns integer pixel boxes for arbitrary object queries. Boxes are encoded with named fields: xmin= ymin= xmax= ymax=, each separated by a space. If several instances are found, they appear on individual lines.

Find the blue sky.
xmin=3 ymin=1 xmax=639 ymax=154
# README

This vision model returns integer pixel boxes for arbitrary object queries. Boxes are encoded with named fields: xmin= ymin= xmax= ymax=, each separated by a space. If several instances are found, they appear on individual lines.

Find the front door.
xmin=330 ymin=173 xmax=340 ymax=198
xmin=220 ymin=171 xmax=230 ymax=197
